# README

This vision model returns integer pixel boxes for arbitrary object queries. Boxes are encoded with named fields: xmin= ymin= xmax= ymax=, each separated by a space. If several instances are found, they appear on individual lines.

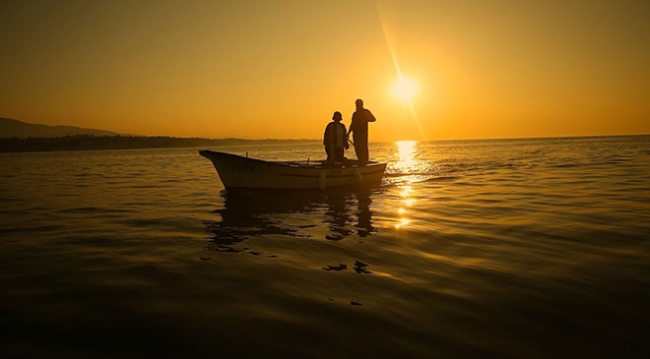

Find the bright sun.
xmin=392 ymin=77 xmax=418 ymax=102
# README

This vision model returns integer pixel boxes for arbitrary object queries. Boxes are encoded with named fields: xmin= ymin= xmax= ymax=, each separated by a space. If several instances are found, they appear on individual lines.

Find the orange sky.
xmin=1 ymin=0 xmax=649 ymax=141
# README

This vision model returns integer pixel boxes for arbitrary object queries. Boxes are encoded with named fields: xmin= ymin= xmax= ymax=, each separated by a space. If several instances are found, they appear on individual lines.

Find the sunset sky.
xmin=1 ymin=0 xmax=649 ymax=141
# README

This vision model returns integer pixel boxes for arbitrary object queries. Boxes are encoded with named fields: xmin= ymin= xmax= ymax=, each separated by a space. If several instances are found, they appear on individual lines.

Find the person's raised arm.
xmin=367 ymin=109 xmax=376 ymax=122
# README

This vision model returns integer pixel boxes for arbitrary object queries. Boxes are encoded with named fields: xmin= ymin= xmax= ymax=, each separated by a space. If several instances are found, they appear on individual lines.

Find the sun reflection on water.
xmin=395 ymin=140 xmax=418 ymax=169
xmin=389 ymin=140 xmax=431 ymax=185
xmin=395 ymin=184 xmax=415 ymax=229
xmin=393 ymin=141 xmax=420 ymax=230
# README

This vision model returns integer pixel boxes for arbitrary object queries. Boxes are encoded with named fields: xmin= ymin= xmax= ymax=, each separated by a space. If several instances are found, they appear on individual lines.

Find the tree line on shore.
xmin=0 ymin=135 xmax=314 ymax=152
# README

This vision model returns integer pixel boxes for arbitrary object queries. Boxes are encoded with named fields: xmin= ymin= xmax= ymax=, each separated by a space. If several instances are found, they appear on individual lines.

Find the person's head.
xmin=332 ymin=111 xmax=342 ymax=122
xmin=355 ymin=98 xmax=364 ymax=109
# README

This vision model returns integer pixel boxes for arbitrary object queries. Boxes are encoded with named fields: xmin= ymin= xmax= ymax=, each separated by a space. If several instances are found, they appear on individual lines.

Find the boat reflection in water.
xmin=323 ymin=187 xmax=375 ymax=241
xmin=203 ymin=187 xmax=377 ymax=254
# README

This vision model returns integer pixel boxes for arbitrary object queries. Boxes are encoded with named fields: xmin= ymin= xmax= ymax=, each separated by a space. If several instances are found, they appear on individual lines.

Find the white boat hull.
xmin=199 ymin=150 xmax=386 ymax=190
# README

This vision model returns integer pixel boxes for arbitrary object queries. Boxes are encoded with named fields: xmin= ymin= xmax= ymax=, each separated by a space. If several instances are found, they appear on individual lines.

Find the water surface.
xmin=1 ymin=136 xmax=649 ymax=357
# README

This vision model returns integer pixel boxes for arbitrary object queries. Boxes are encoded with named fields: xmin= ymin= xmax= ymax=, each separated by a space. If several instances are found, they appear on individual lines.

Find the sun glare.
xmin=392 ymin=77 xmax=418 ymax=102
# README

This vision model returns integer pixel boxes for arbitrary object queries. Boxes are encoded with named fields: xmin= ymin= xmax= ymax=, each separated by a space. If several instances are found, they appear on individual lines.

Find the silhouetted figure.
xmin=348 ymin=99 xmax=376 ymax=166
xmin=323 ymin=111 xmax=349 ymax=164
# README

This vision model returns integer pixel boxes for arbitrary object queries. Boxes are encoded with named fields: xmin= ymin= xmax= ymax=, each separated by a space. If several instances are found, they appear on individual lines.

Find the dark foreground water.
xmin=1 ymin=136 xmax=649 ymax=358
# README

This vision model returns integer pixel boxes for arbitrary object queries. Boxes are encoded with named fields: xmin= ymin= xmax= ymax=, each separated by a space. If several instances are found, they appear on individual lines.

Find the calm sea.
xmin=1 ymin=136 xmax=649 ymax=358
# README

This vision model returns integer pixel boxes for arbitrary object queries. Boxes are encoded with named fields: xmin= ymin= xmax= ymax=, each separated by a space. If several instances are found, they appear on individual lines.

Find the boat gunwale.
xmin=199 ymin=149 xmax=386 ymax=170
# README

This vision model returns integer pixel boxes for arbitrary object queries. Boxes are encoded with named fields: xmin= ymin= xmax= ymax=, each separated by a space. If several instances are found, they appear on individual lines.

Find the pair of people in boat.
xmin=323 ymin=98 xmax=376 ymax=165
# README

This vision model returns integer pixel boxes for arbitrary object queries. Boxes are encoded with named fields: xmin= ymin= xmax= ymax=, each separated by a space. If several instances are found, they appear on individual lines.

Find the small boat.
xmin=199 ymin=150 xmax=386 ymax=190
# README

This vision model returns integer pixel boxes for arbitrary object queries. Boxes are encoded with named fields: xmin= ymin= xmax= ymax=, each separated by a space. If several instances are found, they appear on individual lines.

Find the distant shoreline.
xmin=1 ymin=133 xmax=647 ymax=153
xmin=0 ymin=135 xmax=318 ymax=153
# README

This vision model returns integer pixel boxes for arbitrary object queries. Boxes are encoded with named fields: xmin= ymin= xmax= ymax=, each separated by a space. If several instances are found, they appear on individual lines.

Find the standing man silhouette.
xmin=348 ymin=98 xmax=376 ymax=166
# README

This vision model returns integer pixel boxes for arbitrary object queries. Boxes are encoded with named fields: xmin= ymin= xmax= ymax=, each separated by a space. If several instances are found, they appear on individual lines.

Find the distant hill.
xmin=0 ymin=117 xmax=320 ymax=152
xmin=0 ymin=118 xmax=120 ymax=138
xmin=0 ymin=135 xmax=318 ymax=152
